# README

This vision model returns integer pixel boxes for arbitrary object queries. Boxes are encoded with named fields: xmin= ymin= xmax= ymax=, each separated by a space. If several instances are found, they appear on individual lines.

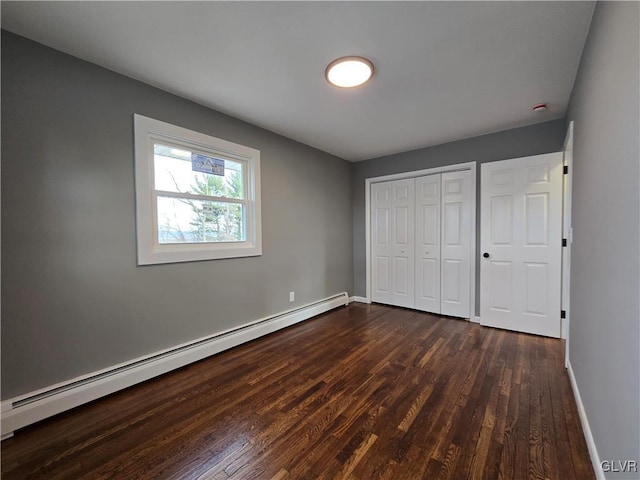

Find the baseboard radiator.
xmin=1 ymin=292 xmax=349 ymax=438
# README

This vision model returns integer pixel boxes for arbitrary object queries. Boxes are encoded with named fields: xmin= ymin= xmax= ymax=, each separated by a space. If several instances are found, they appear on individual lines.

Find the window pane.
xmin=157 ymin=196 xmax=245 ymax=244
xmin=154 ymin=144 xmax=244 ymax=199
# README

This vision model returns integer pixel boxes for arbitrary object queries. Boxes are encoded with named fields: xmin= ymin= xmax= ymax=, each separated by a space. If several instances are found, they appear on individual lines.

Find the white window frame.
xmin=134 ymin=114 xmax=262 ymax=265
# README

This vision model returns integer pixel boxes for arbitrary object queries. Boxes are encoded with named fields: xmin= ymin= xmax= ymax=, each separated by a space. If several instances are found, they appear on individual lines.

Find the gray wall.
xmin=1 ymin=31 xmax=353 ymax=399
xmin=566 ymin=2 xmax=640 ymax=477
xmin=352 ymin=120 xmax=567 ymax=309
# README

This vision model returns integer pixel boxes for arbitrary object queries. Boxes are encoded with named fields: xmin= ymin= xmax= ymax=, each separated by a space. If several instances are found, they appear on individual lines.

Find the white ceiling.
xmin=1 ymin=1 xmax=594 ymax=161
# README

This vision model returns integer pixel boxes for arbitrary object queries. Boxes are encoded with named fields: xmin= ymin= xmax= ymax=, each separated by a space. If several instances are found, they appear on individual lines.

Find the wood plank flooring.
xmin=1 ymin=303 xmax=594 ymax=479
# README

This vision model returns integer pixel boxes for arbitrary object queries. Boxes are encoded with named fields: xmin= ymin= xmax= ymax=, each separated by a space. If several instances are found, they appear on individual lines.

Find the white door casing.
xmin=562 ymin=122 xmax=574 ymax=362
xmin=415 ymin=174 xmax=441 ymax=313
xmin=441 ymin=170 xmax=472 ymax=318
xmin=480 ymin=152 xmax=563 ymax=338
xmin=371 ymin=179 xmax=415 ymax=308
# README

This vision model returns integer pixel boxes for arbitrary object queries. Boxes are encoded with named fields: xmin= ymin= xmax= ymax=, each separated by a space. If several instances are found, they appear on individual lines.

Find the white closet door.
xmin=480 ymin=153 xmax=563 ymax=338
xmin=390 ymin=179 xmax=415 ymax=308
xmin=415 ymin=175 xmax=441 ymax=313
xmin=440 ymin=170 xmax=472 ymax=318
xmin=371 ymin=182 xmax=394 ymax=305
xmin=371 ymin=179 xmax=415 ymax=308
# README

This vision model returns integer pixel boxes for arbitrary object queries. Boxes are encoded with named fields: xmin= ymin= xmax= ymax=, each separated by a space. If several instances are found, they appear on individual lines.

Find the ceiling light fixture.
xmin=532 ymin=103 xmax=548 ymax=112
xmin=325 ymin=56 xmax=374 ymax=88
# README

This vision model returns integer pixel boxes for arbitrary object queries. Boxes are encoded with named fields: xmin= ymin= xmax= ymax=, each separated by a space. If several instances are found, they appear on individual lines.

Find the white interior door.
xmin=440 ymin=170 xmax=472 ymax=318
xmin=415 ymin=175 xmax=441 ymax=313
xmin=371 ymin=179 xmax=415 ymax=308
xmin=480 ymin=153 xmax=563 ymax=337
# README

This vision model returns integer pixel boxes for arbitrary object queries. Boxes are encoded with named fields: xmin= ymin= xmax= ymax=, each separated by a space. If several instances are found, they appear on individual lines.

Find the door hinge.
xmin=563 ymin=165 xmax=569 ymax=174
xmin=562 ymin=238 xmax=567 ymax=247
xmin=561 ymin=310 xmax=566 ymax=319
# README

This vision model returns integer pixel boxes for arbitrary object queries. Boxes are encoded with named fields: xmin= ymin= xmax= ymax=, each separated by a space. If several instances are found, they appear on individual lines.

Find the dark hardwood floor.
xmin=2 ymin=303 xmax=594 ymax=479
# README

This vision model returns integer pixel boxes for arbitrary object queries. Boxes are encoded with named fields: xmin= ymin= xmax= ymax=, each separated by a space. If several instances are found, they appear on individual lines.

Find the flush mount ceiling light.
xmin=325 ymin=56 xmax=374 ymax=88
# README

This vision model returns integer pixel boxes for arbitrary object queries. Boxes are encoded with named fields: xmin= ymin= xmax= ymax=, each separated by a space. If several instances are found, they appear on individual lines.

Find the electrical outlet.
xmin=289 ymin=291 xmax=295 ymax=302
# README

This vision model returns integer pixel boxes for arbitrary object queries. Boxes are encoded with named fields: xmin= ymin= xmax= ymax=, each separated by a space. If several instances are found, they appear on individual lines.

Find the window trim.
xmin=134 ymin=114 xmax=262 ymax=265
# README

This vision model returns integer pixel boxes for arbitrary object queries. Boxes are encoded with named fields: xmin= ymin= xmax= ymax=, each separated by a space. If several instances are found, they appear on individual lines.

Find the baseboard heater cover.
xmin=1 ymin=292 xmax=349 ymax=437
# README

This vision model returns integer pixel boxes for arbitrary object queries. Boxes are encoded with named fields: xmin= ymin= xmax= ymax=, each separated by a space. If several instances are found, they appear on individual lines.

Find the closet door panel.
xmin=440 ymin=171 xmax=472 ymax=318
xmin=371 ymin=179 xmax=415 ymax=308
xmin=390 ymin=179 xmax=415 ymax=308
xmin=371 ymin=182 xmax=394 ymax=305
xmin=415 ymin=175 xmax=441 ymax=313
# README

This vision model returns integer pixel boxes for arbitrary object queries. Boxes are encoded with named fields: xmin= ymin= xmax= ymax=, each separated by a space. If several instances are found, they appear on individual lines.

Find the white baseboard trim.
xmin=349 ymin=296 xmax=370 ymax=304
xmin=1 ymin=292 xmax=349 ymax=438
xmin=566 ymin=360 xmax=605 ymax=480
xmin=471 ymin=316 xmax=481 ymax=324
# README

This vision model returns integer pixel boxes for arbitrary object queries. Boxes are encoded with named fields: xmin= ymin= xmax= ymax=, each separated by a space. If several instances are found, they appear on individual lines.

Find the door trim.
xmin=365 ymin=162 xmax=476 ymax=318
xmin=562 ymin=122 xmax=574 ymax=359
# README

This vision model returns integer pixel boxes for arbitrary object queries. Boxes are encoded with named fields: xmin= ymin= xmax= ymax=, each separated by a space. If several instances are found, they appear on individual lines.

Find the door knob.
xmin=483 ymin=252 xmax=490 ymax=258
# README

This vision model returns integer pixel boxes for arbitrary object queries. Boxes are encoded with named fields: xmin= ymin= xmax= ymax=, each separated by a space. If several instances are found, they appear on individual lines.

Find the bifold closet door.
xmin=440 ymin=170 xmax=472 ymax=318
xmin=415 ymin=171 xmax=471 ymax=317
xmin=372 ymin=172 xmax=471 ymax=317
xmin=371 ymin=179 xmax=415 ymax=308
xmin=415 ymin=175 xmax=441 ymax=313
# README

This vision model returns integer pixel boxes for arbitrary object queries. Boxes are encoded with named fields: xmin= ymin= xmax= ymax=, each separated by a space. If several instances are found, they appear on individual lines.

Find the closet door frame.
xmin=365 ymin=162 xmax=477 ymax=320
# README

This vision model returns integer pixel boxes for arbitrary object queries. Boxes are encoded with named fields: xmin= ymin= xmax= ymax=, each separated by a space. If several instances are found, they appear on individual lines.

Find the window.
xmin=134 ymin=114 xmax=261 ymax=265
